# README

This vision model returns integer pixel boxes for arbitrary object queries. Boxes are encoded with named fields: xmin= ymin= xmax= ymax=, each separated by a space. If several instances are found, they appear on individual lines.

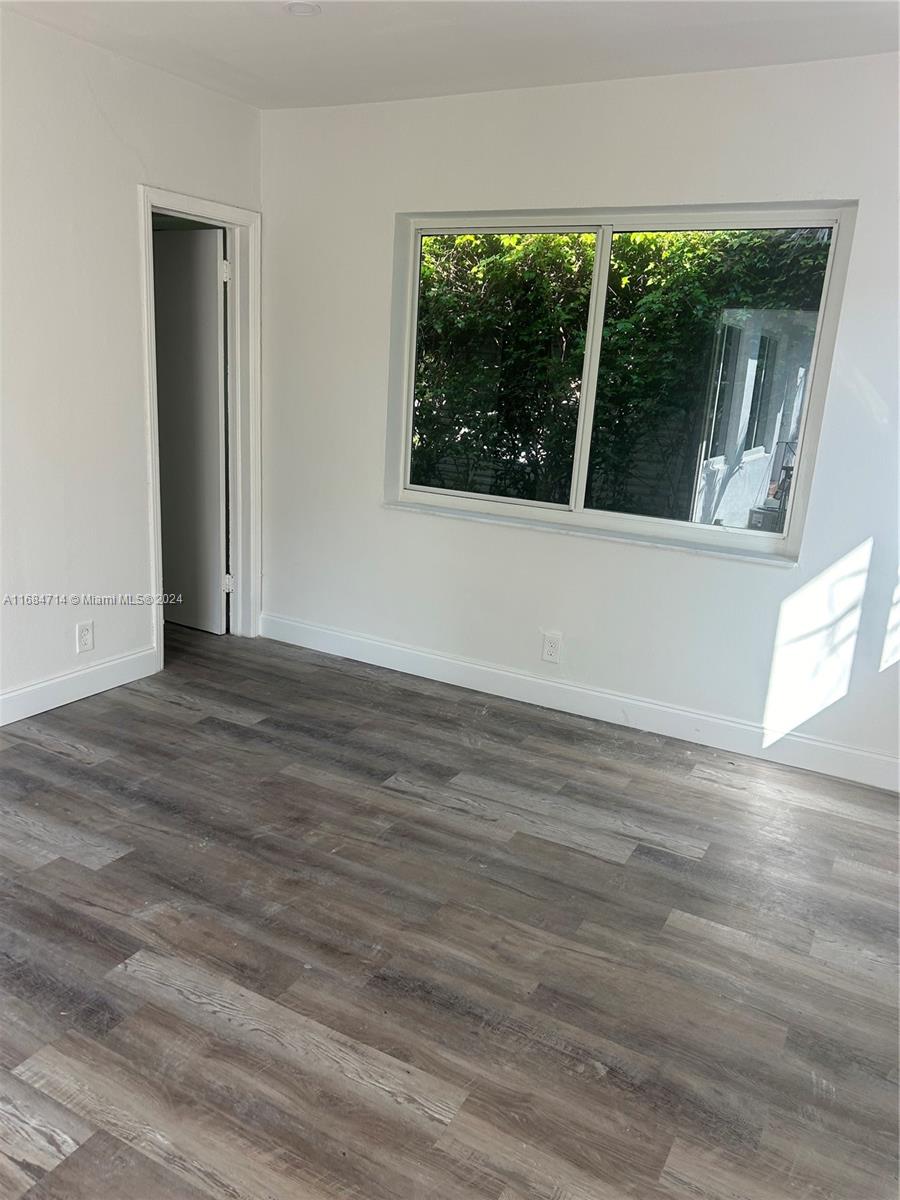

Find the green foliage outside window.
xmin=410 ymin=227 xmax=830 ymax=516
xmin=411 ymin=232 xmax=595 ymax=503
xmin=588 ymin=228 xmax=830 ymax=519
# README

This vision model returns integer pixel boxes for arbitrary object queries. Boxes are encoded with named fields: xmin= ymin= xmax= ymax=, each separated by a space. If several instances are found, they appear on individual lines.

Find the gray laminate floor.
xmin=0 ymin=626 xmax=896 ymax=1199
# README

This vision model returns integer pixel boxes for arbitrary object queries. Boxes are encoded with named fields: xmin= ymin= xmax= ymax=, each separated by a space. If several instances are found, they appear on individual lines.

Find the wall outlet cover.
xmin=542 ymin=631 xmax=562 ymax=664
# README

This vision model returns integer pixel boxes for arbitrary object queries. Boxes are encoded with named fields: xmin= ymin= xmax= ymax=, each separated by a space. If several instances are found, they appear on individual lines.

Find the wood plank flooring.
xmin=0 ymin=625 xmax=896 ymax=1199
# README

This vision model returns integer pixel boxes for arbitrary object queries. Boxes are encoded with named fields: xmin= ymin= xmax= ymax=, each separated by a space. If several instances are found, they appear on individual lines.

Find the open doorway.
xmin=140 ymin=187 xmax=261 ymax=669
xmin=152 ymin=214 xmax=230 ymax=635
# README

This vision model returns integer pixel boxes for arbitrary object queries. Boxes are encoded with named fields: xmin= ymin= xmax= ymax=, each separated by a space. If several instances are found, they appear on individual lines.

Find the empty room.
xmin=0 ymin=1 xmax=898 ymax=1197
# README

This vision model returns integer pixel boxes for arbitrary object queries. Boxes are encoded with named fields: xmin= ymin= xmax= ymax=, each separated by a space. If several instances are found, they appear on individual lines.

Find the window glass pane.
xmin=585 ymin=227 xmax=832 ymax=534
xmin=410 ymin=232 xmax=596 ymax=504
xmin=743 ymin=333 xmax=776 ymax=452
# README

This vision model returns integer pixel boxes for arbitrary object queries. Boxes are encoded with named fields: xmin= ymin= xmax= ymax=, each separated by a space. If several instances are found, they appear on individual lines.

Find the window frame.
xmin=384 ymin=203 xmax=855 ymax=564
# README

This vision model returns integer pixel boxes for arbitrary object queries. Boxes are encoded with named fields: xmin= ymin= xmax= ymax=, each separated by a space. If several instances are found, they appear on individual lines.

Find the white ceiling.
xmin=8 ymin=0 xmax=899 ymax=109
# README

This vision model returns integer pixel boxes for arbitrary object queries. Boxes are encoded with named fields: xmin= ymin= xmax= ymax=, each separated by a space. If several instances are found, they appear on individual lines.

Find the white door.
xmin=153 ymin=228 xmax=227 ymax=634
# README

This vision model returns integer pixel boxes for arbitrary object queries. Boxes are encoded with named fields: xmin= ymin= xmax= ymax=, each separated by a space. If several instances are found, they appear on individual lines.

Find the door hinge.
xmin=223 ymin=573 xmax=235 ymax=594
xmin=221 ymin=259 xmax=232 ymax=284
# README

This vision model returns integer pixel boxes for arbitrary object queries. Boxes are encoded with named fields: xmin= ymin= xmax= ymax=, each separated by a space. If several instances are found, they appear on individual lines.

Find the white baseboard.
xmin=261 ymin=612 xmax=898 ymax=791
xmin=0 ymin=646 xmax=160 ymax=727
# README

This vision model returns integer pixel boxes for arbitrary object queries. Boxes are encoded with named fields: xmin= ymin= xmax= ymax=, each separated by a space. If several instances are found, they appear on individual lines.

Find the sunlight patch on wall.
xmin=763 ymin=540 xmax=872 ymax=747
xmin=880 ymin=569 xmax=900 ymax=672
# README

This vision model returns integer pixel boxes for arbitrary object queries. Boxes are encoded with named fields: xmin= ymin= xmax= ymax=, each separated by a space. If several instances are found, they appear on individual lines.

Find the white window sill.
xmin=383 ymin=496 xmax=800 ymax=567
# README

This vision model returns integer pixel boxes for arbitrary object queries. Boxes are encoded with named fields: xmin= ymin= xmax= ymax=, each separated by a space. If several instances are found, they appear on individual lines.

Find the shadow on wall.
xmin=762 ymin=539 xmax=875 ymax=747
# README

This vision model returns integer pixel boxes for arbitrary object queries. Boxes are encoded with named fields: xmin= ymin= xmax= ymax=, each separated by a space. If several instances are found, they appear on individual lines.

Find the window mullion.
xmin=569 ymin=225 xmax=613 ymax=512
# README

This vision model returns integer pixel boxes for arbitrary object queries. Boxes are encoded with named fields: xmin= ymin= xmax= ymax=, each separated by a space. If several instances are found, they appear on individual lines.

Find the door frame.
xmin=139 ymin=185 xmax=261 ymax=666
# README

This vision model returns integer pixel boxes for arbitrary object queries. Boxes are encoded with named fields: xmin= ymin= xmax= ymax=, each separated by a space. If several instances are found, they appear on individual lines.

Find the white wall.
xmin=0 ymin=11 xmax=259 ymax=711
xmin=260 ymin=54 xmax=899 ymax=788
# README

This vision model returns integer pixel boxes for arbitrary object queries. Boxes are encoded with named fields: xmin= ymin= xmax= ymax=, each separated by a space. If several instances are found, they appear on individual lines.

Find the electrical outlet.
xmin=76 ymin=620 xmax=94 ymax=654
xmin=541 ymin=631 xmax=562 ymax=664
